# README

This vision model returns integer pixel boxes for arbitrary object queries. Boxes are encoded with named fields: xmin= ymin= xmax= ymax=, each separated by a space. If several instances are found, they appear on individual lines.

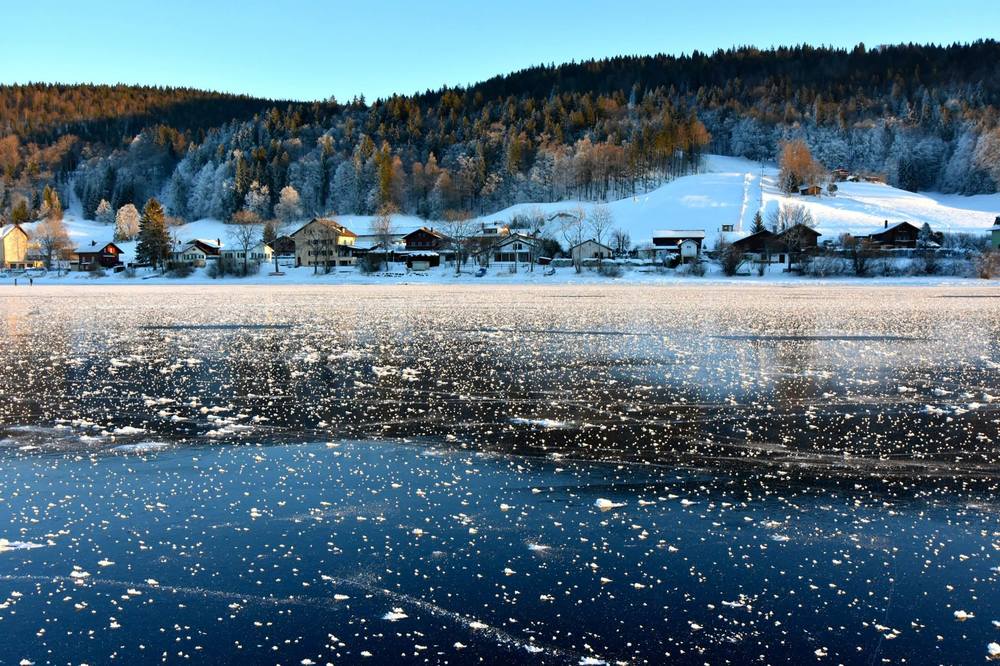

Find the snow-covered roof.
xmin=865 ymin=221 xmax=919 ymax=236
xmin=569 ymin=239 xmax=613 ymax=251
xmin=652 ymin=229 xmax=706 ymax=240
xmin=193 ymin=238 xmax=222 ymax=248
xmin=0 ymin=224 xmax=23 ymax=239
xmin=989 ymin=225 xmax=1000 ymax=232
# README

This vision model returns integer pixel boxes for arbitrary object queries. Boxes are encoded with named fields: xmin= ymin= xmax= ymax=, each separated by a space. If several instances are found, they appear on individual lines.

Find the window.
xmin=722 ymin=225 xmax=734 ymax=232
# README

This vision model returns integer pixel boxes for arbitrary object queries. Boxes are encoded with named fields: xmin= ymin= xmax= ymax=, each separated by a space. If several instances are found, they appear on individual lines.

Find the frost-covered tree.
xmin=34 ymin=217 xmax=71 ymax=269
xmin=274 ymin=185 xmax=302 ymax=224
xmin=114 ymin=203 xmax=141 ymax=241
xmin=95 ymin=199 xmax=114 ymax=225
xmin=243 ymin=181 xmax=270 ymax=220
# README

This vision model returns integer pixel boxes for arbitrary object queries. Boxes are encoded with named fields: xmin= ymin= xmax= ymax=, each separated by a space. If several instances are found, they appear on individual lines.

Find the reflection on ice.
xmin=0 ymin=283 xmax=997 ymax=664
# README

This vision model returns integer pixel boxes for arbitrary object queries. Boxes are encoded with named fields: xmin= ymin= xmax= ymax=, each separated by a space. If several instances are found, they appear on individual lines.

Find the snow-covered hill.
xmin=32 ymin=155 xmax=999 ymax=264
xmin=481 ymin=155 xmax=999 ymax=247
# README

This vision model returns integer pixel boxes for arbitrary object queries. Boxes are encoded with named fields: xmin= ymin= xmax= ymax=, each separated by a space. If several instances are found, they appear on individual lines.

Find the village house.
xmin=172 ymin=239 xmax=222 ymax=267
xmin=400 ymin=226 xmax=453 ymax=268
xmin=269 ymin=235 xmax=296 ymax=261
xmin=221 ymin=241 xmax=273 ymax=266
xmin=858 ymin=221 xmax=922 ymax=249
xmin=640 ymin=229 xmax=705 ymax=263
xmin=570 ymin=239 xmax=614 ymax=265
xmin=731 ymin=230 xmax=781 ymax=264
xmin=291 ymin=218 xmax=357 ymax=269
xmin=73 ymin=241 xmax=124 ymax=271
xmin=492 ymin=232 xmax=540 ymax=267
xmin=991 ymin=217 xmax=1000 ymax=249
xmin=0 ymin=224 xmax=32 ymax=269
xmin=731 ymin=224 xmax=821 ymax=266
xmin=798 ymin=184 xmax=823 ymax=197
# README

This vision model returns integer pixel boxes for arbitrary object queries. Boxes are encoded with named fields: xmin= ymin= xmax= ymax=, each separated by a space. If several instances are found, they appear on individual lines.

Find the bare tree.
xmin=372 ymin=203 xmax=397 ymax=270
xmin=228 ymin=221 xmax=263 ymax=275
xmin=559 ymin=207 xmax=587 ymax=273
xmin=586 ymin=205 xmax=614 ymax=267
xmin=523 ymin=207 xmax=547 ymax=272
xmin=34 ymin=217 xmax=71 ymax=269
xmin=303 ymin=220 xmax=345 ymax=275
xmin=611 ymin=228 xmax=631 ymax=257
xmin=442 ymin=210 xmax=477 ymax=275
xmin=768 ymin=203 xmax=813 ymax=232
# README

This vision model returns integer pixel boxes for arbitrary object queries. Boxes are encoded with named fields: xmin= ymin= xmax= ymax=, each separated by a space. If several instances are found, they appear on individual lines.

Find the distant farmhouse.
xmin=639 ymin=229 xmax=705 ymax=263
xmin=290 ymin=218 xmax=357 ymax=269
xmin=857 ymin=221 xmax=922 ymax=249
xmin=732 ymin=224 xmax=821 ymax=266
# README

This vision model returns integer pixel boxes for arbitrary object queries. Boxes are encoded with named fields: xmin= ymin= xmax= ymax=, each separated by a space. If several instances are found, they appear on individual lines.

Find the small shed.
xmin=570 ymin=239 xmax=614 ymax=264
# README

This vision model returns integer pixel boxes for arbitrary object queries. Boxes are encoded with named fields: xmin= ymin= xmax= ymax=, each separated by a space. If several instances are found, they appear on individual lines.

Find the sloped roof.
xmin=291 ymin=218 xmax=358 ymax=238
xmin=0 ymin=224 xmax=26 ymax=239
xmin=865 ymin=221 xmax=921 ymax=237
xmin=652 ymin=229 xmax=706 ymax=240
xmin=569 ymin=238 xmax=614 ymax=251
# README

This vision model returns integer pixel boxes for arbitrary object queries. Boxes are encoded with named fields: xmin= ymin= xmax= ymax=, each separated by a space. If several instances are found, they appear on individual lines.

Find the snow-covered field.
xmin=15 ymin=154 xmax=998 ymax=286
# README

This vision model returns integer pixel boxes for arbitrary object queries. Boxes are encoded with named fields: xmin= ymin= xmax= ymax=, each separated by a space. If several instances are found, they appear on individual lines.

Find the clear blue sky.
xmin=2 ymin=0 xmax=998 ymax=101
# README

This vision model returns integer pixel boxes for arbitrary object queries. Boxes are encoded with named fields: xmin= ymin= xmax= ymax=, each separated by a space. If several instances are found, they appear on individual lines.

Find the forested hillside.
xmin=2 ymin=41 xmax=1000 ymax=228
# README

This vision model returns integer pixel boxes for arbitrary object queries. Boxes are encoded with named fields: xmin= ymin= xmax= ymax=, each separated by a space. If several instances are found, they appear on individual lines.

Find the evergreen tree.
xmin=136 ymin=198 xmax=171 ymax=269
xmin=750 ymin=211 xmax=766 ymax=234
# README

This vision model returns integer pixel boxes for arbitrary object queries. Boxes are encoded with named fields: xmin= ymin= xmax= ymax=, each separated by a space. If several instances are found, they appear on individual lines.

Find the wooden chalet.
xmin=269 ymin=235 xmax=296 ymax=257
xmin=860 ymin=221 xmax=922 ymax=249
xmin=776 ymin=224 xmax=822 ymax=250
xmin=74 ymin=241 xmax=124 ymax=271
xmin=798 ymin=184 xmax=823 ymax=197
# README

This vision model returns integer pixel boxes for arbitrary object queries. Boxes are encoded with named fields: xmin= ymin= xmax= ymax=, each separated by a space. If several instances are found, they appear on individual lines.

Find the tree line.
xmin=3 ymin=41 xmax=1000 ymax=229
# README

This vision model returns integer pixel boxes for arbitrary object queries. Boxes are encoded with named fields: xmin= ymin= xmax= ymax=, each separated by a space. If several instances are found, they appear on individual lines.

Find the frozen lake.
xmin=0 ymin=284 xmax=998 ymax=664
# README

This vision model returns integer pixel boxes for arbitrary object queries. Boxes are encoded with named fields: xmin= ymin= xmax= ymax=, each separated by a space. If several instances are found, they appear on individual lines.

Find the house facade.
xmin=173 ymin=243 xmax=211 ymax=267
xmin=493 ymin=233 xmax=539 ymax=266
xmin=990 ymin=217 xmax=999 ymax=249
xmin=291 ymin=218 xmax=357 ymax=268
xmin=570 ymin=239 xmax=614 ymax=264
xmin=74 ymin=242 xmax=124 ymax=271
xmin=0 ymin=224 xmax=31 ymax=269
xmin=221 ymin=242 xmax=273 ymax=265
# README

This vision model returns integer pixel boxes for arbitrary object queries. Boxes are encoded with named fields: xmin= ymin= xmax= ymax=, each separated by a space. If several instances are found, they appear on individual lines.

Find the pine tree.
xmin=11 ymin=198 xmax=30 ymax=224
xmin=750 ymin=211 xmax=766 ymax=234
xmin=136 ymin=198 xmax=170 ymax=269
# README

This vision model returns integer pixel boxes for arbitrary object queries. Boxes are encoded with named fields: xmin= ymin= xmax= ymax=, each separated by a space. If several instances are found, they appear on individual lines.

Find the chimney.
xmin=884 ymin=220 xmax=888 ymax=229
